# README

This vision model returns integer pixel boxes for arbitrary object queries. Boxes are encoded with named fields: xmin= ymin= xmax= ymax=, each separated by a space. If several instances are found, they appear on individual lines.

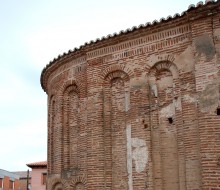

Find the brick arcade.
xmin=41 ymin=1 xmax=220 ymax=189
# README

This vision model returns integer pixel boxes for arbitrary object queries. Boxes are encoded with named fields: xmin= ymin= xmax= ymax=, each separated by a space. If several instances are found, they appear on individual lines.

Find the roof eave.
xmin=40 ymin=0 xmax=220 ymax=93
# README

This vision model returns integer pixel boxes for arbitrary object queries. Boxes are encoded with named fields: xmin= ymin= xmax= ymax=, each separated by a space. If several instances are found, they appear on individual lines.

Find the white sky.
xmin=0 ymin=0 xmax=203 ymax=171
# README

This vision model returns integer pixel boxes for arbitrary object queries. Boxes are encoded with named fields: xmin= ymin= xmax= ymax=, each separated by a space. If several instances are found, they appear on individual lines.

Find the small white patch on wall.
xmin=174 ymin=97 xmax=182 ymax=111
xmin=160 ymin=103 xmax=175 ymax=118
xmin=131 ymin=138 xmax=148 ymax=173
xmin=151 ymin=84 xmax=158 ymax=97
xmin=126 ymin=125 xmax=149 ymax=189
xmin=126 ymin=124 xmax=133 ymax=190
xmin=125 ymin=91 xmax=130 ymax=112
xmin=159 ymin=97 xmax=182 ymax=118
xmin=183 ymin=94 xmax=196 ymax=103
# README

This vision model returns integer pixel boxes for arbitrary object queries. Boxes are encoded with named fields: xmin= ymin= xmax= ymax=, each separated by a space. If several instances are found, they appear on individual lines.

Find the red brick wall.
xmin=14 ymin=179 xmax=19 ymax=190
xmin=42 ymin=1 xmax=220 ymax=190
xmin=3 ymin=176 xmax=9 ymax=190
xmin=2 ymin=176 xmax=19 ymax=190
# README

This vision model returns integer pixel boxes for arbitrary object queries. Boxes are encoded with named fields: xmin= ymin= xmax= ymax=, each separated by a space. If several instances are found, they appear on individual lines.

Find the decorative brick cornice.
xmin=40 ymin=0 xmax=220 ymax=93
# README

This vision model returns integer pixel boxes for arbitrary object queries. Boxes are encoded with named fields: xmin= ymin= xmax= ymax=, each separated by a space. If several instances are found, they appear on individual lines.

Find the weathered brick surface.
xmin=41 ymin=1 xmax=220 ymax=189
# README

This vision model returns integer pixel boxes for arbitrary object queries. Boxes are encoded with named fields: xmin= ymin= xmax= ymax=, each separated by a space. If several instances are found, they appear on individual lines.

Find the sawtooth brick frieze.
xmin=41 ymin=1 xmax=220 ymax=189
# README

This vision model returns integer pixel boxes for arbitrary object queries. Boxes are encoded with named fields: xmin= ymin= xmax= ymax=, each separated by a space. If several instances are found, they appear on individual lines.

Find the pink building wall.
xmin=27 ymin=161 xmax=47 ymax=190
xmin=30 ymin=168 xmax=46 ymax=190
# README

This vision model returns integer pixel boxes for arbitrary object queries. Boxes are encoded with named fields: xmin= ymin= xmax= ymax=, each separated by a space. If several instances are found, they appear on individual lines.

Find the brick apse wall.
xmin=41 ymin=1 xmax=220 ymax=189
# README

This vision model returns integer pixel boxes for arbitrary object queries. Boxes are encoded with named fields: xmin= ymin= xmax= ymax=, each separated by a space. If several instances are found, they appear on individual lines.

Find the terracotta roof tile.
xmin=26 ymin=161 xmax=47 ymax=168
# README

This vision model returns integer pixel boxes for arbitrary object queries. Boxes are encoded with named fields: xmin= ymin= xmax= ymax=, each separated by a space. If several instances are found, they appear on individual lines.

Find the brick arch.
xmin=63 ymin=84 xmax=79 ymax=96
xmin=47 ymin=176 xmax=62 ymax=190
xmin=69 ymin=176 xmax=86 ymax=189
xmin=148 ymin=60 xmax=179 ymax=79
xmin=53 ymin=182 xmax=63 ymax=190
xmin=58 ymin=79 xmax=81 ymax=97
xmin=58 ymin=77 xmax=87 ymax=99
xmin=48 ymin=86 xmax=58 ymax=99
xmin=61 ymin=179 xmax=69 ymax=189
xmin=101 ymin=64 xmax=133 ymax=83
xmin=49 ymin=94 xmax=56 ymax=102
xmin=103 ymin=70 xmax=130 ymax=85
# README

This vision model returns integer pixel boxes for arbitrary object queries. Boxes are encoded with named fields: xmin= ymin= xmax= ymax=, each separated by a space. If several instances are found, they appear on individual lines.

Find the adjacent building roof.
xmin=0 ymin=169 xmax=19 ymax=180
xmin=26 ymin=161 xmax=47 ymax=168
xmin=13 ymin=171 xmax=32 ymax=179
xmin=40 ymin=0 xmax=220 ymax=92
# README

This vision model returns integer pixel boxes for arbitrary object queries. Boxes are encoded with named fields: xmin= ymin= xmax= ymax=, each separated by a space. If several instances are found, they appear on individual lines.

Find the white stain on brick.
xmin=126 ymin=124 xmax=133 ymax=190
xmin=160 ymin=103 xmax=175 ymax=118
xmin=151 ymin=84 xmax=158 ymax=97
xmin=183 ymin=94 xmax=196 ymax=103
xmin=126 ymin=126 xmax=148 ymax=188
xmin=125 ymin=91 xmax=130 ymax=112
xmin=131 ymin=138 xmax=148 ymax=173
xmin=159 ymin=97 xmax=182 ymax=118
xmin=174 ymin=97 xmax=182 ymax=111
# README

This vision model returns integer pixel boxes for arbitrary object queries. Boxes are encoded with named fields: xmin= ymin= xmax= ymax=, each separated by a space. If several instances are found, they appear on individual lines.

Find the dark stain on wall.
xmin=194 ymin=34 xmax=215 ymax=61
xmin=199 ymin=82 xmax=219 ymax=112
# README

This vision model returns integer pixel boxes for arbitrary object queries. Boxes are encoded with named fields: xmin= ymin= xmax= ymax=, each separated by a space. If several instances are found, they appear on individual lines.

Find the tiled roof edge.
xmin=40 ymin=0 xmax=219 ymax=92
xmin=26 ymin=161 xmax=47 ymax=168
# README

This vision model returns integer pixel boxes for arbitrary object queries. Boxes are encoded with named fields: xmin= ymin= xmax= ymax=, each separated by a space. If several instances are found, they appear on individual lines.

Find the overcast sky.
xmin=0 ymin=0 xmax=203 ymax=172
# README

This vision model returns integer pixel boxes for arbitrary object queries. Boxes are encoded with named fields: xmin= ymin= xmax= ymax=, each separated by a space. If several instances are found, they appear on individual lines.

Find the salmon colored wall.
xmin=30 ymin=168 xmax=46 ymax=190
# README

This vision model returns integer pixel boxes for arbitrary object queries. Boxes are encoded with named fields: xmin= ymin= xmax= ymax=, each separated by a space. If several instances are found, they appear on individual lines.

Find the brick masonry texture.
xmin=41 ymin=1 xmax=220 ymax=189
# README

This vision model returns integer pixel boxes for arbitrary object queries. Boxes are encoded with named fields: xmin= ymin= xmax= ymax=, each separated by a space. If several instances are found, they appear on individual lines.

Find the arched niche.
xmin=148 ymin=61 xmax=186 ymax=190
xmin=75 ymin=182 xmax=85 ymax=190
xmin=103 ymin=70 xmax=130 ymax=190
xmin=69 ymin=176 xmax=86 ymax=190
xmin=48 ymin=95 xmax=56 ymax=174
xmin=62 ymin=84 xmax=80 ymax=170
xmin=53 ymin=182 xmax=63 ymax=190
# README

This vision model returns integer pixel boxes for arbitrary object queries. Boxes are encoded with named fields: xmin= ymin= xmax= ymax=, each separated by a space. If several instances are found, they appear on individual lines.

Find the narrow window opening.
xmin=168 ymin=117 xmax=173 ymax=124
xmin=217 ymin=108 xmax=220 ymax=115
xmin=42 ymin=173 xmax=47 ymax=185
